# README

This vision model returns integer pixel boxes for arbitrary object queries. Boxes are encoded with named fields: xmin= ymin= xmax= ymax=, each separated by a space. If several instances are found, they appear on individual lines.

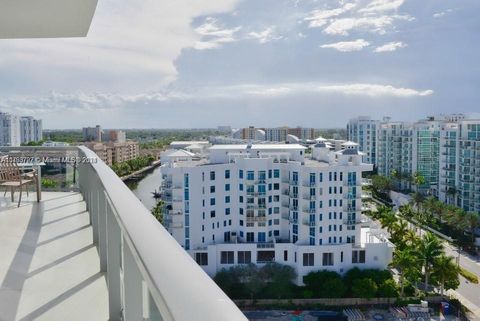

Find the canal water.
xmin=127 ymin=166 xmax=163 ymax=210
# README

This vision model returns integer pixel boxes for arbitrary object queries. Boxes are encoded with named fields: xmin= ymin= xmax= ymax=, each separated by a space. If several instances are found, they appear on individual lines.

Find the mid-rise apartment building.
xmin=84 ymin=141 xmax=139 ymax=166
xmin=0 ymin=112 xmax=21 ymax=146
xmin=20 ymin=116 xmax=43 ymax=144
xmin=233 ymin=126 xmax=315 ymax=142
xmin=347 ymin=116 xmax=378 ymax=165
xmin=160 ymin=142 xmax=393 ymax=284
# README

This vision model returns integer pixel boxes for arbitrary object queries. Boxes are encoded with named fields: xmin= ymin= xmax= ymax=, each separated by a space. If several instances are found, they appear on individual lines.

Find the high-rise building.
xmin=233 ymin=126 xmax=315 ymax=142
xmin=160 ymin=142 xmax=393 ymax=284
xmin=82 ymin=125 xmax=103 ymax=142
xmin=377 ymin=119 xmax=412 ymax=190
xmin=20 ymin=116 xmax=43 ymax=144
xmin=0 ymin=112 xmax=21 ymax=146
xmin=347 ymin=116 xmax=379 ymax=165
xmin=438 ymin=119 xmax=480 ymax=212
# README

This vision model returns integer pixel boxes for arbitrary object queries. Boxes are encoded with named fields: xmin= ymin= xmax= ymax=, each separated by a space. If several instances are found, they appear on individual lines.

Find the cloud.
xmin=359 ymin=0 xmax=405 ymax=13
xmin=433 ymin=8 xmax=454 ymax=18
xmin=323 ymin=14 xmax=412 ymax=35
xmin=374 ymin=41 xmax=407 ymax=52
xmin=0 ymin=0 xmax=241 ymax=90
xmin=247 ymin=26 xmax=283 ymax=44
xmin=0 ymin=82 xmax=433 ymax=117
xmin=304 ymin=2 xmax=357 ymax=28
xmin=320 ymin=39 xmax=370 ymax=52
xmin=194 ymin=17 xmax=242 ymax=50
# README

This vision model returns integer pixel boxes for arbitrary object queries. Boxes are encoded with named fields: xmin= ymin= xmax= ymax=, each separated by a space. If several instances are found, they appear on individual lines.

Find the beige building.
xmin=84 ymin=140 xmax=139 ymax=166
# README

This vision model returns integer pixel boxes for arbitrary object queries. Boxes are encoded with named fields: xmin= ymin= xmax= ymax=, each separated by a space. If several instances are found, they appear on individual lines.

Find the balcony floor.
xmin=0 ymin=192 xmax=108 ymax=321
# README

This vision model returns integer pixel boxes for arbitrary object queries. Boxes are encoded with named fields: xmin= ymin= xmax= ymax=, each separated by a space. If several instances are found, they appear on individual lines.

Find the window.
xmin=284 ymin=250 xmax=288 ymax=261
xmin=238 ymin=251 xmax=251 ymax=264
xmin=352 ymin=250 xmax=366 ymax=263
xmin=273 ymin=169 xmax=280 ymax=178
xmin=225 ymin=184 xmax=230 ymax=191
xmin=210 ymin=171 xmax=215 ymax=180
xmin=225 ymin=196 xmax=230 ymax=203
xmin=246 ymin=232 xmax=254 ymax=243
xmin=195 ymin=253 xmax=208 ymax=266
xmin=224 ymin=231 xmax=230 ymax=242
xmin=210 ymin=186 xmax=215 ymax=193
xmin=210 ymin=210 xmax=215 ymax=218
xmin=273 ymin=183 xmax=280 ymax=190
xmin=303 ymin=253 xmax=314 ymax=266
xmin=239 ymin=170 xmax=244 ymax=179
xmin=220 ymin=251 xmax=234 ymax=264
xmin=247 ymin=171 xmax=254 ymax=180
xmin=225 ymin=208 xmax=230 ymax=215
xmin=210 ymin=198 xmax=215 ymax=206
xmin=322 ymin=253 xmax=334 ymax=266
xmin=225 ymin=170 xmax=230 ymax=179
xmin=258 ymin=232 xmax=266 ymax=243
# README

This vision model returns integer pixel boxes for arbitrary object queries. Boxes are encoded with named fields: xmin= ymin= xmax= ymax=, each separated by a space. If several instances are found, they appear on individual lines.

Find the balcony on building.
xmin=0 ymin=146 xmax=247 ymax=321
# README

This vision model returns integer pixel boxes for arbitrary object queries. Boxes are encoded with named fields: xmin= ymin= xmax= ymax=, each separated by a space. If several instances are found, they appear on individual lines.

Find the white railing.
xmin=77 ymin=146 xmax=247 ymax=321
xmin=1 ymin=146 xmax=247 ymax=321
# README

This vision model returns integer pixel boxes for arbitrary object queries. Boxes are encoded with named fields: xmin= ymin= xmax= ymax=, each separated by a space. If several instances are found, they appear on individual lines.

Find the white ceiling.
xmin=0 ymin=0 xmax=98 ymax=38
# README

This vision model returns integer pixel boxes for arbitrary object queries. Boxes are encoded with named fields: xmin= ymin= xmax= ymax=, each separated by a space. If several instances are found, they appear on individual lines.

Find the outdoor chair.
xmin=0 ymin=158 xmax=36 ymax=207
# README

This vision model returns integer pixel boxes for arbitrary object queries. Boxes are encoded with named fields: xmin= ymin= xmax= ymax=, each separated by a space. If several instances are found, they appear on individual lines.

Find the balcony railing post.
xmin=98 ymin=191 xmax=108 ymax=272
xmin=123 ymin=240 xmax=143 ymax=320
xmin=91 ymin=177 xmax=99 ymax=244
xmin=106 ymin=203 xmax=122 ymax=321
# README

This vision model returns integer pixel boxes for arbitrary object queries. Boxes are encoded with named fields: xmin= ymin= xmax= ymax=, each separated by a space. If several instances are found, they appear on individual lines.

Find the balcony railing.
xmin=1 ymin=146 xmax=247 ymax=321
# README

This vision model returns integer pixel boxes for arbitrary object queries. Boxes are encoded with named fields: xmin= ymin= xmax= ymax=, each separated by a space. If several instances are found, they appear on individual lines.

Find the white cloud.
xmin=323 ymin=14 xmax=412 ymax=36
xmin=359 ymin=0 xmax=405 ymax=13
xmin=320 ymin=39 xmax=370 ymax=52
xmin=194 ymin=17 xmax=242 ymax=50
xmin=304 ymin=2 xmax=357 ymax=28
xmin=247 ymin=26 xmax=283 ymax=44
xmin=0 ymin=0 xmax=241 ymax=89
xmin=0 ymin=82 xmax=433 ymax=117
xmin=433 ymin=8 xmax=454 ymax=18
xmin=374 ymin=41 xmax=407 ymax=52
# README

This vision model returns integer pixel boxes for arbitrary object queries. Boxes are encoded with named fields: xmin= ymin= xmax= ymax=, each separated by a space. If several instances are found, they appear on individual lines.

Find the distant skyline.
xmin=0 ymin=0 xmax=479 ymax=129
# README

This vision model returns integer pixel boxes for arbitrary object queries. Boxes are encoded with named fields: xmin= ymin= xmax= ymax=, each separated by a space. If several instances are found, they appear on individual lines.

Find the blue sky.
xmin=0 ymin=0 xmax=478 ymax=129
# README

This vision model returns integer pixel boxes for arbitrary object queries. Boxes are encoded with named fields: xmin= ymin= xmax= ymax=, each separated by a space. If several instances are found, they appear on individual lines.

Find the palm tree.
xmin=415 ymin=232 xmax=443 ymax=292
xmin=457 ymin=211 xmax=480 ymax=243
xmin=410 ymin=192 xmax=425 ymax=210
xmin=391 ymin=248 xmax=416 ymax=297
xmin=390 ymin=219 xmax=409 ymax=245
xmin=380 ymin=210 xmax=397 ymax=233
xmin=403 ymin=229 xmax=420 ymax=248
xmin=399 ymin=204 xmax=415 ymax=219
xmin=412 ymin=171 xmax=426 ymax=192
xmin=433 ymin=254 xmax=459 ymax=297
xmin=446 ymin=187 xmax=457 ymax=205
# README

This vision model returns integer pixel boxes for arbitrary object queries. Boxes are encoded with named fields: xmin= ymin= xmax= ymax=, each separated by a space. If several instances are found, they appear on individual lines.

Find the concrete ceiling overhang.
xmin=0 ymin=0 xmax=98 ymax=39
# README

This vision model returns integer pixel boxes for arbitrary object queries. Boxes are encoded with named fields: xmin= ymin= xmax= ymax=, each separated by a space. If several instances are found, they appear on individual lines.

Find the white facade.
xmin=160 ymin=143 xmax=393 ymax=284
xmin=20 ymin=116 xmax=43 ymax=144
xmin=0 ymin=112 xmax=21 ymax=146
xmin=438 ymin=120 xmax=480 ymax=212
xmin=347 ymin=116 xmax=379 ymax=165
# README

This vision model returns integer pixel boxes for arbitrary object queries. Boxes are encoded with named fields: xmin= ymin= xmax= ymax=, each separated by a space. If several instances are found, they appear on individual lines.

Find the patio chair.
xmin=0 ymin=158 xmax=35 ymax=207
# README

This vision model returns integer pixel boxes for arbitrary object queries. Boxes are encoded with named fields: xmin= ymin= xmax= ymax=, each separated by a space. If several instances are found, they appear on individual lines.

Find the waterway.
xmin=126 ymin=165 xmax=163 ymax=210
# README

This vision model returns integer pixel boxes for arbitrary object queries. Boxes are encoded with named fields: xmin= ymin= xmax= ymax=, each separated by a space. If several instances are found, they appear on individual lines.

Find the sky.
xmin=0 ymin=0 xmax=479 ymax=129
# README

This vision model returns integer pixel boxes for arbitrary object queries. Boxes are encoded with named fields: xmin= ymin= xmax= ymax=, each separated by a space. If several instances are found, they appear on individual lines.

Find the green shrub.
xmin=459 ymin=268 xmax=479 ymax=284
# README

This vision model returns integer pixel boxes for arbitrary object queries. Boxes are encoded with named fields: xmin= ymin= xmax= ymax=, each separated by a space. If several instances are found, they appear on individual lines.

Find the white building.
xmin=438 ymin=119 xmax=480 ymax=212
xmin=0 ymin=112 xmax=21 ymax=146
xmin=160 ymin=142 xmax=393 ymax=284
xmin=20 ymin=116 xmax=43 ymax=144
xmin=347 ymin=116 xmax=379 ymax=165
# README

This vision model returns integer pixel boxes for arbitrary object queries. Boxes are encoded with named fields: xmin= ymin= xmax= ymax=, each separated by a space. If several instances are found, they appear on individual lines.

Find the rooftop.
xmin=209 ymin=144 xmax=307 ymax=150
